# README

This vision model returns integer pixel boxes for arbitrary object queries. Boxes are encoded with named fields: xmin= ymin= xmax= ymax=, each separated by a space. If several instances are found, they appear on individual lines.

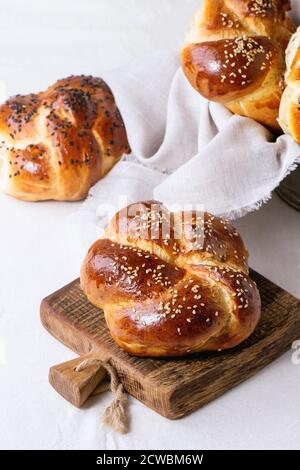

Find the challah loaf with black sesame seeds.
xmin=80 ymin=201 xmax=261 ymax=357
xmin=0 ymin=75 xmax=130 ymax=201
xmin=181 ymin=0 xmax=295 ymax=132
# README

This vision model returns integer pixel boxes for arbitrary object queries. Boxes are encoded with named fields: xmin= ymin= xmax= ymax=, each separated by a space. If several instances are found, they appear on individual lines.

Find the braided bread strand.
xmin=279 ymin=26 xmax=300 ymax=143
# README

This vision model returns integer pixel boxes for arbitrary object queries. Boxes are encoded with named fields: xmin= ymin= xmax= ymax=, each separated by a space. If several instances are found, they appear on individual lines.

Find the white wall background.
xmin=0 ymin=0 xmax=201 ymax=96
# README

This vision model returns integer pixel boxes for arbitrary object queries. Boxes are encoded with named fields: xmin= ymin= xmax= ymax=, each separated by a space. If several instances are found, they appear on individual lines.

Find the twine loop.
xmin=75 ymin=359 xmax=128 ymax=434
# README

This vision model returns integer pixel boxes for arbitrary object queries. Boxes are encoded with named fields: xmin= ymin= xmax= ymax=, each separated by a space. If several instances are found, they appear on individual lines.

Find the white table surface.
xmin=1 ymin=0 xmax=300 ymax=450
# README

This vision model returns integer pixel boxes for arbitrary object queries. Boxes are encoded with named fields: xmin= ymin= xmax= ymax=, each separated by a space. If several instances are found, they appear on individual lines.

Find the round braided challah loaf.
xmin=181 ymin=0 xmax=295 ymax=132
xmin=81 ymin=201 xmax=261 ymax=357
xmin=0 ymin=75 xmax=130 ymax=201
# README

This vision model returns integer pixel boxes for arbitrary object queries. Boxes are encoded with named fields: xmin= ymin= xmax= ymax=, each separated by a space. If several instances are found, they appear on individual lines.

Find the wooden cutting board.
xmin=40 ymin=270 xmax=300 ymax=419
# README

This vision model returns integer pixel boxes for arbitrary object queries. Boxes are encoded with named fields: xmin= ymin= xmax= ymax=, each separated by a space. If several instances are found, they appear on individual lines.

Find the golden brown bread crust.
xmin=181 ymin=0 xmax=295 ymax=132
xmin=182 ymin=36 xmax=276 ymax=102
xmin=80 ymin=201 xmax=261 ymax=357
xmin=279 ymin=27 xmax=300 ymax=143
xmin=0 ymin=75 xmax=130 ymax=201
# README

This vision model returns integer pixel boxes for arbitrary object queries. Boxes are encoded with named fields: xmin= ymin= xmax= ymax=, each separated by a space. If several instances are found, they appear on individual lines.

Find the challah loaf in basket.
xmin=181 ymin=0 xmax=295 ymax=131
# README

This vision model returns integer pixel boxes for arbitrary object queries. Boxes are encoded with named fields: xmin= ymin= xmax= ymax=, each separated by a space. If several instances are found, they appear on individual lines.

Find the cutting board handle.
xmin=49 ymin=354 xmax=107 ymax=408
